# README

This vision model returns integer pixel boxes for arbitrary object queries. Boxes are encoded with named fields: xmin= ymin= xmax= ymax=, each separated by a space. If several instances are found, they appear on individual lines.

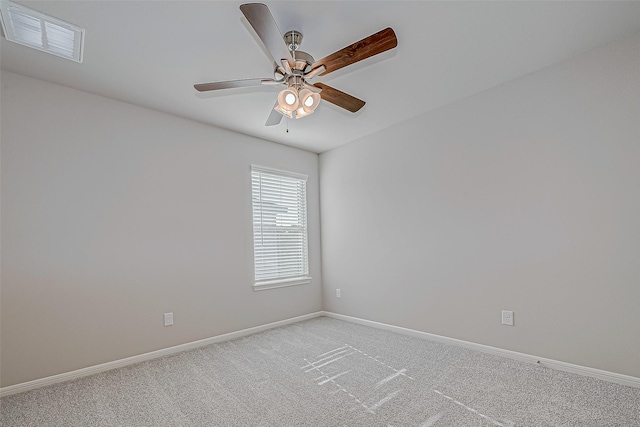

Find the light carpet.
xmin=1 ymin=316 xmax=639 ymax=426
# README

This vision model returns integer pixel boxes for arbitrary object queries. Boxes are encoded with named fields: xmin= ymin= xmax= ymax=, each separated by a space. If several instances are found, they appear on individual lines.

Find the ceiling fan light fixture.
xmin=274 ymin=104 xmax=294 ymax=119
xmin=294 ymin=107 xmax=312 ymax=119
xmin=298 ymin=88 xmax=320 ymax=113
xmin=277 ymin=87 xmax=299 ymax=112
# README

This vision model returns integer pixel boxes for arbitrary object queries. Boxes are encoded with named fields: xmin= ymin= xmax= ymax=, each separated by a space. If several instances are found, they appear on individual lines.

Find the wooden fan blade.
xmin=240 ymin=3 xmax=294 ymax=66
xmin=265 ymin=101 xmax=283 ymax=126
xmin=194 ymin=78 xmax=275 ymax=92
xmin=313 ymin=83 xmax=365 ymax=113
xmin=312 ymin=27 xmax=397 ymax=77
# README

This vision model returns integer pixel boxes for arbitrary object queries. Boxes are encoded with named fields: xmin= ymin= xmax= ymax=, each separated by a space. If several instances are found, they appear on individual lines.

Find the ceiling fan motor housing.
xmin=274 ymin=53 xmax=314 ymax=79
xmin=274 ymin=31 xmax=315 ymax=81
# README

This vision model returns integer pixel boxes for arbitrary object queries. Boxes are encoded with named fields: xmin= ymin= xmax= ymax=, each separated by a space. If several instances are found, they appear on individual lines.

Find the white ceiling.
xmin=2 ymin=1 xmax=640 ymax=153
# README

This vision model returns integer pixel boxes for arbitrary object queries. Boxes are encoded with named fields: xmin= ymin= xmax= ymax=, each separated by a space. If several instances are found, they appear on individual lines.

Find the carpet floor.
xmin=1 ymin=316 xmax=639 ymax=426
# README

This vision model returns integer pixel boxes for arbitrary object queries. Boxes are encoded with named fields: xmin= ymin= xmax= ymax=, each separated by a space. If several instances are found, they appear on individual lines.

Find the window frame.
xmin=250 ymin=165 xmax=312 ymax=291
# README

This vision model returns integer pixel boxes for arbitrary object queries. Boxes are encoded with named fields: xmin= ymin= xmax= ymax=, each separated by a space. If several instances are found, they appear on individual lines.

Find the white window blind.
xmin=251 ymin=165 xmax=310 ymax=290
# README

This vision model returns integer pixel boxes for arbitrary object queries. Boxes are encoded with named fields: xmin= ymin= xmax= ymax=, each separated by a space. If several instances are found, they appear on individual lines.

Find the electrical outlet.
xmin=164 ymin=312 xmax=174 ymax=327
xmin=501 ymin=310 xmax=514 ymax=326
xmin=336 ymin=289 xmax=341 ymax=298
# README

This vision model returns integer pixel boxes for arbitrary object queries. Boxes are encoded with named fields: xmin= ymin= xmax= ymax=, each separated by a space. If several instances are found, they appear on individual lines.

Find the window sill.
xmin=254 ymin=277 xmax=312 ymax=291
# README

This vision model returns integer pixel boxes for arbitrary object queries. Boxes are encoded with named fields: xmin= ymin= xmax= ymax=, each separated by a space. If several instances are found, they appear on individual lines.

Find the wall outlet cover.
xmin=502 ymin=310 xmax=514 ymax=326
xmin=164 ymin=312 xmax=174 ymax=326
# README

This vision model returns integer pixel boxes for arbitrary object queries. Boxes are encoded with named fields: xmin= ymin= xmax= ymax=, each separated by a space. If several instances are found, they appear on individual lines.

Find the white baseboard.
xmin=322 ymin=311 xmax=640 ymax=389
xmin=4 ymin=310 xmax=637 ymax=397
xmin=0 ymin=311 xmax=324 ymax=398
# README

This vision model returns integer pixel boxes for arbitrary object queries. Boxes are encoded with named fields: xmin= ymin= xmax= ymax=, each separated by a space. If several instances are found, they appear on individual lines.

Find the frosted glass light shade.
xmin=277 ymin=88 xmax=299 ymax=112
xmin=294 ymin=107 xmax=312 ymax=119
xmin=274 ymin=104 xmax=294 ymax=119
xmin=298 ymin=89 xmax=320 ymax=113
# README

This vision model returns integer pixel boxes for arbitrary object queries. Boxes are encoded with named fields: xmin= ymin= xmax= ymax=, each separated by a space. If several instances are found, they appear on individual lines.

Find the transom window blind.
xmin=251 ymin=166 xmax=310 ymax=290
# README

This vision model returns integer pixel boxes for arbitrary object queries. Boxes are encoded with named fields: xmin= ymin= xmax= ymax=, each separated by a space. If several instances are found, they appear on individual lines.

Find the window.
xmin=251 ymin=165 xmax=311 ymax=290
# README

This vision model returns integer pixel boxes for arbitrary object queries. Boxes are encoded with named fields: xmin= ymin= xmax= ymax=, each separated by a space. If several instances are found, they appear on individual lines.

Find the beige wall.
xmin=0 ymin=72 xmax=322 ymax=387
xmin=2 ymin=33 xmax=639 ymax=388
xmin=320 ymin=34 xmax=640 ymax=377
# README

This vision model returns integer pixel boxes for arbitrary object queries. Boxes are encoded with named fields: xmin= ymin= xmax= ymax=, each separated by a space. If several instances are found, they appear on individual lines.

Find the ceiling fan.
xmin=194 ymin=3 xmax=398 ymax=126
